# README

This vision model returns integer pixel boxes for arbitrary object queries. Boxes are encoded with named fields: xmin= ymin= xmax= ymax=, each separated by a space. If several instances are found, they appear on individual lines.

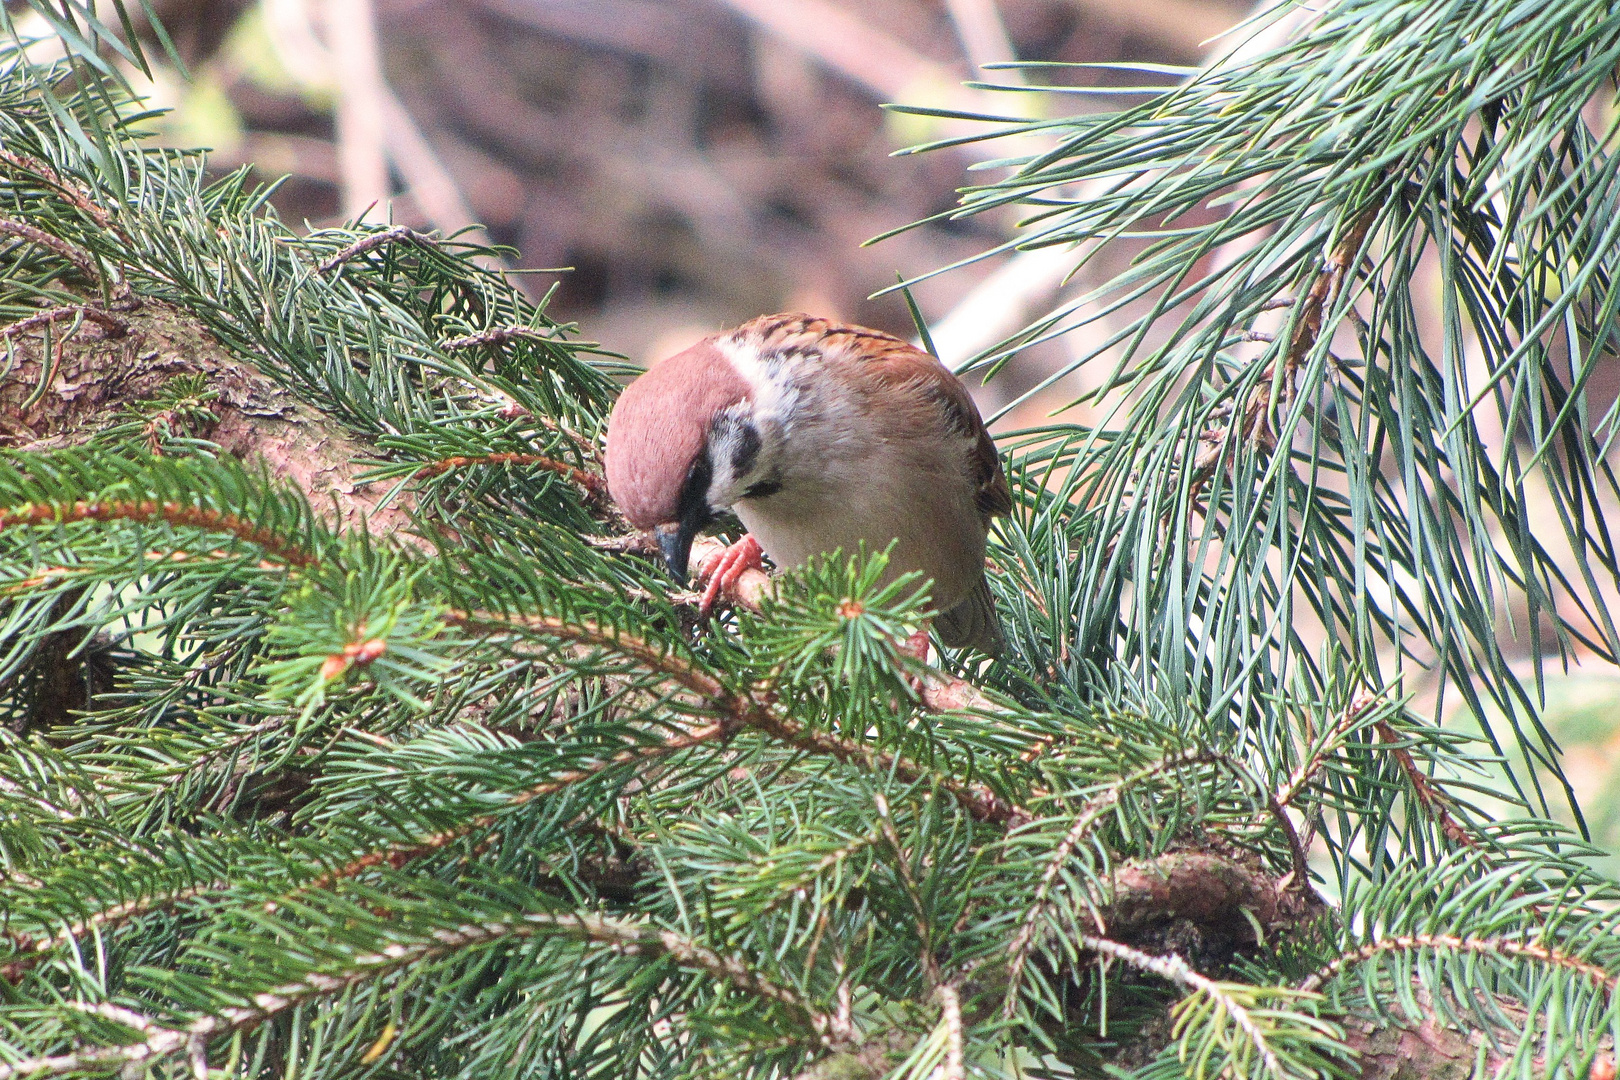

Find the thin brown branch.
xmin=441 ymin=327 xmax=556 ymax=350
xmin=2 ymin=883 xmax=229 ymax=983
xmin=1274 ymin=691 xmax=1377 ymax=810
xmin=412 ymin=451 xmax=608 ymax=501
xmin=0 ymin=150 xmax=121 ymax=234
xmin=317 ymin=226 xmax=440 ymax=272
xmin=1078 ymin=933 xmax=1287 ymax=1079
xmin=1298 ymin=933 xmax=1619 ymax=995
xmin=3 ymin=305 xmax=128 ymax=341
xmin=0 ymin=912 xmax=846 ymax=1080
xmin=1373 ymin=720 xmax=1477 ymax=847
xmin=1219 ymin=754 xmax=1310 ymax=888
xmin=0 ymin=502 xmax=317 ymax=568
xmin=446 ymin=610 xmax=1032 ymax=827
xmin=0 ymin=216 xmax=104 ymax=287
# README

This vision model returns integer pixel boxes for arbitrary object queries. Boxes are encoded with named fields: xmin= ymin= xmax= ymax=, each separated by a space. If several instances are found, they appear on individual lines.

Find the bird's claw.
xmin=696 ymin=535 xmax=765 ymax=617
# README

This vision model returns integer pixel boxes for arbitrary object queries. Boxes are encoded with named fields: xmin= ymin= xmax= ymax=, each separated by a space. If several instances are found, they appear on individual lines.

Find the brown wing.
xmin=734 ymin=313 xmax=1012 ymax=523
xmin=920 ymin=365 xmax=1011 ymax=522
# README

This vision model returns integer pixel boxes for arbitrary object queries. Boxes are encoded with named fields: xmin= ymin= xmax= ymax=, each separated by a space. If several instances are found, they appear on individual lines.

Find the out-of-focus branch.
xmin=943 ymin=0 xmax=1017 ymax=73
xmin=266 ymin=0 xmax=507 ymax=274
xmin=326 ymin=0 xmax=390 ymax=222
xmin=379 ymin=87 xmax=505 ymax=270
xmin=1068 ymin=0 xmax=1254 ymax=58
xmin=928 ymin=0 xmax=1311 ymax=378
xmin=714 ymin=0 xmax=963 ymax=102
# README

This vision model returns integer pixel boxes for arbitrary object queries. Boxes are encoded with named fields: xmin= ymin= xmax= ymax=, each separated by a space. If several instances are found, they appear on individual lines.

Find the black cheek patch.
xmin=730 ymin=421 xmax=762 ymax=479
xmin=742 ymin=479 xmax=782 ymax=499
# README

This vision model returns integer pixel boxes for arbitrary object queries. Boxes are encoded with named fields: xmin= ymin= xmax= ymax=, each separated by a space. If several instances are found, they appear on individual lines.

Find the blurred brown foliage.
xmin=143 ymin=0 xmax=1244 ymax=359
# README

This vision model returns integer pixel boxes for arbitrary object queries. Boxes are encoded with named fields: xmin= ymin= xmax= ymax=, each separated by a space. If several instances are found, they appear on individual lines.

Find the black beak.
xmin=658 ymin=449 xmax=715 ymax=584
xmin=657 ymin=520 xmax=696 ymax=584
xmin=657 ymin=491 xmax=713 ymax=584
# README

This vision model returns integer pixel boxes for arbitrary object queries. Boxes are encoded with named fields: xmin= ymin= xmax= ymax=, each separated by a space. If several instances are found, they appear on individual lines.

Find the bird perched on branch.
xmin=605 ymin=313 xmax=1010 ymax=655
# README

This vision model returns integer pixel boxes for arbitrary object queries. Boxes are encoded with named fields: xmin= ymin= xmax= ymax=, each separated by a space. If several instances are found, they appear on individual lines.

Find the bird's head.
xmin=605 ymin=337 xmax=779 ymax=582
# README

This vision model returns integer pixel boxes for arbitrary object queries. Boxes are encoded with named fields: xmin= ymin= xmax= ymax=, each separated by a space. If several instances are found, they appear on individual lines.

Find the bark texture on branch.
xmin=2 ymin=298 xmax=414 ymax=538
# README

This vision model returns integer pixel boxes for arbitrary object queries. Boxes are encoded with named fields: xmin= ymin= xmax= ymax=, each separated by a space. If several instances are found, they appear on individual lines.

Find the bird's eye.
xmin=677 ymin=452 xmax=714 ymax=524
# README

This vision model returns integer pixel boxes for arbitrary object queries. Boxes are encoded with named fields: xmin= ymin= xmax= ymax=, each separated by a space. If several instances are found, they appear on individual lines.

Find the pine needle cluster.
xmin=3 ymin=2 xmax=1620 ymax=1078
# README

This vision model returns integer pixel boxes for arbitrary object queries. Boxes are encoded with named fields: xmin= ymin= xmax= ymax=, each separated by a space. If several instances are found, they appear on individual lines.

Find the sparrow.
xmin=604 ymin=313 xmax=1010 ymax=655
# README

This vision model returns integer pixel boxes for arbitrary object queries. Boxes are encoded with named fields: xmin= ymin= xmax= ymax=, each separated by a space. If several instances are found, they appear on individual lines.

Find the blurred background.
xmin=28 ymin=0 xmax=1245 ymax=406
xmin=12 ymin=0 xmax=1620 ymax=864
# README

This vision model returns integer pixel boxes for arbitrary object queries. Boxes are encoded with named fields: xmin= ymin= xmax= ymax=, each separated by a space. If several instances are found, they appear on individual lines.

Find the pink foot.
xmin=900 ymin=628 xmax=931 ymax=663
xmin=697 ymin=534 xmax=765 ymax=617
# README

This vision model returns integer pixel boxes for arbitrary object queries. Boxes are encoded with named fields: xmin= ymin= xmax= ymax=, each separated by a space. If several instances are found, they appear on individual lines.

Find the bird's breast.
xmin=733 ymin=443 xmax=986 ymax=612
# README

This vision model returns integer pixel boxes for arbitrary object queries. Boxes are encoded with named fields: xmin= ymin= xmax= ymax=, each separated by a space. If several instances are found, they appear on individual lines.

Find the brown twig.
xmin=317 ymin=226 xmax=440 ymax=272
xmin=295 ymin=718 xmax=730 ymax=895
xmin=1298 ymin=932 xmax=1619 ymax=995
xmin=1274 ymin=690 xmax=1378 ymax=811
xmin=3 ymin=305 xmax=128 ymax=341
xmin=0 ymin=502 xmax=317 ymax=568
xmin=412 ymin=451 xmax=608 ymax=501
xmin=0 ymin=216 xmax=103 ymax=285
xmin=1372 ymin=720 xmax=1477 ymax=848
xmin=442 ymin=327 xmax=556 ymax=350
xmin=0 ymin=150 xmax=121 ymax=234
xmin=446 ymin=609 xmax=1032 ymax=827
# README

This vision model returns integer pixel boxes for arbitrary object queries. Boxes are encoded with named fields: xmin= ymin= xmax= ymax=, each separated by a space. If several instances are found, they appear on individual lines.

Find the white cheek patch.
xmin=705 ymin=404 xmax=754 ymax=508
xmin=715 ymin=336 xmax=801 ymax=437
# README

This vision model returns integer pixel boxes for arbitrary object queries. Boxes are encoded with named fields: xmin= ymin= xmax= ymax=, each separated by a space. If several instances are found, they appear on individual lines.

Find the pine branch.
xmin=0 ymin=501 xmax=316 ymax=567
xmin=1298 ymin=933 xmax=1619 ymax=995
xmin=445 ymin=609 xmax=1032 ymax=825
xmin=411 ymin=452 xmax=607 ymax=503
xmin=0 ymin=912 xmax=847 ymax=1080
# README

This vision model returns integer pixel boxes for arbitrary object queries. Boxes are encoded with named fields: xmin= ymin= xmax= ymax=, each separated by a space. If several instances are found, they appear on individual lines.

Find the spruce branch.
xmin=0 ymin=148 xmax=121 ymax=235
xmin=1002 ymin=747 xmax=1223 ymax=1015
xmin=1297 ymin=933 xmax=1620 ymax=995
xmin=410 ymin=452 xmax=607 ymax=502
xmin=1 ymin=882 xmax=230 ymax=983
xmin=315 ymin=226 xmax=444 ymax=272
xmin=1077 ymin=934 xmax=1346 ymax=1080
xmin=0 ymin=912 xmax=845 ymax=1080
xmin=0 ymin=501 xmax=316 ymax=567
xmin=445 ymin=609 xmax=1032 ymax=825
xmin=1 ymin=305 xmax=127 ymax=341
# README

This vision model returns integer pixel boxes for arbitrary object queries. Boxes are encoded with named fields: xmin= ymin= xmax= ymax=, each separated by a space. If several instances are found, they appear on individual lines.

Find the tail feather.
xmin=936 ymin=575 xmax=1004 ymax=656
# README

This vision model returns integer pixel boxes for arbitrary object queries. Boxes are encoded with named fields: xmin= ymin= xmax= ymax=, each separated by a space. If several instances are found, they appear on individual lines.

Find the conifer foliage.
xmin=4 ymin=2 xmax=1620 ymax=1078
